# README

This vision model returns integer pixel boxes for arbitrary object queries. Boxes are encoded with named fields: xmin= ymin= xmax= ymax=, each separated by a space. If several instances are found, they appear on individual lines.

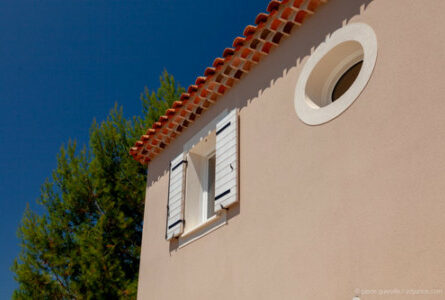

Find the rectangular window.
xmin=184 ymin=132 xmax=216 ymax=232
xmin=165 ymin=109 xmax=239 ymax=242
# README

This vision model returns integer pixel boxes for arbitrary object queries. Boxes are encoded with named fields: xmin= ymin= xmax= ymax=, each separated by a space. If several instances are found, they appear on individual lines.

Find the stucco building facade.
xmin=133 ymin=0 xmax=445 ymax=299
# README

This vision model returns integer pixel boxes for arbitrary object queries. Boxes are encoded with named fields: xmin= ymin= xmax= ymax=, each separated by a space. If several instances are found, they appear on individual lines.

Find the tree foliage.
xmin=12 ymin=71 xmax=184 ymax=299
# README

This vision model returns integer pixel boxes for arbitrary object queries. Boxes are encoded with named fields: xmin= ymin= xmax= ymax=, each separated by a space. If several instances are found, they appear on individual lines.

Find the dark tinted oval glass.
xmin=331 ymin=61 xmax=363 ymax=102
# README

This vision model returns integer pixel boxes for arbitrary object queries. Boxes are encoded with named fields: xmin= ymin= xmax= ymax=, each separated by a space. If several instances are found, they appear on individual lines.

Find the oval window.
xmin=294 ymin=23 xmax=377 ymax=125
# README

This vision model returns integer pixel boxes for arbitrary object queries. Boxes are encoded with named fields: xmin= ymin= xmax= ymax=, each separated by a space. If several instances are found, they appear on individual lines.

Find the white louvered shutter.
xmin=166 ymin=153 xmax=187 ymax=240
xmin=214 ymin=109 xmax=238 ymax=213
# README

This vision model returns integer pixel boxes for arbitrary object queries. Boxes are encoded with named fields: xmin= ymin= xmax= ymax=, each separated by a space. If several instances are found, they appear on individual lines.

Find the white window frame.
xmin=177 ymin=110 xmax=230 ymax=247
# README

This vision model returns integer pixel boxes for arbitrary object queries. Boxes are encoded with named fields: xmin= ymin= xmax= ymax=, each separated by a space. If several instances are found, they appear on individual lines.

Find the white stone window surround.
xmin=294 ymin=23 xmax=378 ymax=125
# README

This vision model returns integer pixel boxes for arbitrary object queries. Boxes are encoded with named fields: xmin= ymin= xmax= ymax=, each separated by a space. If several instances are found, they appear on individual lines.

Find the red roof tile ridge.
xmin=131 ymin=0 xmax=327 ymax=164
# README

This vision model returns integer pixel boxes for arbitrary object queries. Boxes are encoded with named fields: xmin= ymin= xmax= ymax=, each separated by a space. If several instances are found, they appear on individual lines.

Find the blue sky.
xmin=0 ymin=0 xmax=270 ymax=297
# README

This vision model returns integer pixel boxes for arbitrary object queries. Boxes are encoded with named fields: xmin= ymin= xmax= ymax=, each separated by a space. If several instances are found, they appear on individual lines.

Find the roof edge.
xmin=131 ymin=0 xmax=328 ymax=165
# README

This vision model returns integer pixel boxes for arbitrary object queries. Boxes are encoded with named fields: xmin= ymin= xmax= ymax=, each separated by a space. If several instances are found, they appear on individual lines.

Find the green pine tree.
xmin=12 ymin=71 xmax=184 ymax=299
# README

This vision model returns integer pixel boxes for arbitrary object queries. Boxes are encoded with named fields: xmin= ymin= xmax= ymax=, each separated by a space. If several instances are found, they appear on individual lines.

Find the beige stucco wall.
xmin=137 ymin=0 xmax=445 ymax=299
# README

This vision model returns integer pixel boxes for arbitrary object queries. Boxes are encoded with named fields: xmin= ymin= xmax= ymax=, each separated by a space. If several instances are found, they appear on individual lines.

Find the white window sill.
xmin=178 ymin=211 xmax=227 ymax=248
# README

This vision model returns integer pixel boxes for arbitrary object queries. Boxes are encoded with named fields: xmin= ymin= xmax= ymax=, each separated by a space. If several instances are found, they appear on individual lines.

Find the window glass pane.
xmin=207 ymin=155 xmax=216 ymax=218
xmin=331 ymin=60 xmax=363 ymax=102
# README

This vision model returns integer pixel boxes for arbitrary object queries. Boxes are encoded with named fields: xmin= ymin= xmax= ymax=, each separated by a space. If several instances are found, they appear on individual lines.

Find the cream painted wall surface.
xmin=138 ymin=0 xmax=445 ymax=299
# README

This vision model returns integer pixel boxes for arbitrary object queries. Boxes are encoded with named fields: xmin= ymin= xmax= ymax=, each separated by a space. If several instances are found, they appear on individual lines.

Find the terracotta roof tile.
xmin=212 ymin=57 xmax=225 ymax=68
xmin=307 ymin=0 xmax=324 ymax=12
xmin=267 ymin=1 xmax=282 ymax=12
xmin=180 ymin=93 xmax=190 ymax=100
xmin=295 ymin=10 xmax=309 ymax=23
xmin=131 ymin=0 xmax=328 ymax=164
xmin=172 ymin=101 xmax=183 ymax=109
xmin=222 ymin=47 xmax=236 ymax=58
xmin=186 ymin=85 xmax=197 ymax=93
xmin=232 ymin=36 xmax=246 ymax=48
xmin=243 ymin=25 xmax=257 ymax=36
xmin=255 ymin=13 xmax=269 ymax=25
xmin=204 ymin=67 xmax=216 ymax=76
xmin=166 ymin=108 xmax=176 ymax=116
xmin=195 ymin=76 xmax=206 ymax=85
xmin=292 ymin=0 xmax=304 ymax=8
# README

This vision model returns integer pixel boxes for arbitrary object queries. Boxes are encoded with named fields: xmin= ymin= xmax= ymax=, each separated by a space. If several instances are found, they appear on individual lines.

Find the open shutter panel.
xmin=166 ymin=153 xmax=186 ymax=240
xmin=214 ymin=109 xmax=239 ymax=213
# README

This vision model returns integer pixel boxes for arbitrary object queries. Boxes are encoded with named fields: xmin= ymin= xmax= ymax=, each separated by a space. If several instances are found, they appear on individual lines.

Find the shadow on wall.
xmin=145 ymin=0 xmax=374 ymax=196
